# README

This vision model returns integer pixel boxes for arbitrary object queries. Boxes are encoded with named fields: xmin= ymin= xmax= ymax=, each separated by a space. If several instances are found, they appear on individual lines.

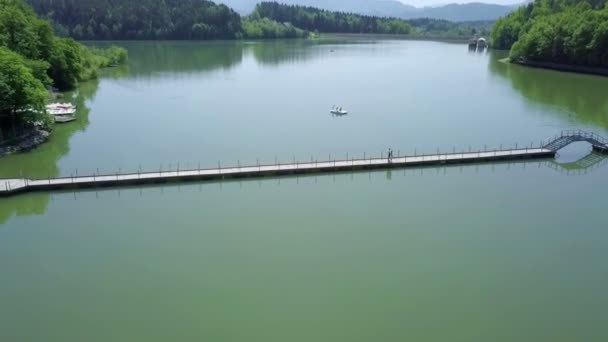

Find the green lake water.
xmin=1 ymin=39 xmax=607 ymax=341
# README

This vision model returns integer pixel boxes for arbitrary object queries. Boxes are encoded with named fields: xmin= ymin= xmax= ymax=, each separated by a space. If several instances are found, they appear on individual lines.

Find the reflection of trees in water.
xmin=488 ymin=52 xmax=608 ymax=129
xmin=98 ymin=40 xmax=341 ymax=77
xmin=0 ymin=78 xmax=100 ymax=224
xmin=0 ymin=193 xmax=49 ymax=225
xmin=247 ymin=38 xmax=373 ymax=66
xmin=247 ymin=40 xmax=329 ymax=66
xmin=110 ymin=41 xmax=245 ymax=77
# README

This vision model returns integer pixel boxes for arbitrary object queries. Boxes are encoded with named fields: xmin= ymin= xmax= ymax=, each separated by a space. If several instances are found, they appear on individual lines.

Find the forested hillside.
xmin=492 ymin=0 xmax=608 ymax=67
xmin=252 ymin=2 xmax=412 ymax=34
xmin=26 ymin=0 xmax=490 ymax=41
xmin=216 ymin=0 xmax=519 ymax=22
xmin=27 ymin=0 xmax=243 ymax=39
xmin=253 ymin=2 xmax=490 ymax=39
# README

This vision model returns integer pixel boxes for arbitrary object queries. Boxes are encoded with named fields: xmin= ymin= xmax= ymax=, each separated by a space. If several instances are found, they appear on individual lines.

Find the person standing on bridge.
xmin=388 ymin=148 xmax=393 ymax=163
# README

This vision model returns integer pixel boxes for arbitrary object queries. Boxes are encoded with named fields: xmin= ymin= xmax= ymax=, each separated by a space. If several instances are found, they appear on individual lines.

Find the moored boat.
xmin=47 ymin=102 xmax=76 ymax=109
xmin=46 ymin=102 xmax=77 ymax=123
xmin=46 ymin=103 xmax=77 ymax=112
xmin=47 ymin=107 xmax=77 ymax=116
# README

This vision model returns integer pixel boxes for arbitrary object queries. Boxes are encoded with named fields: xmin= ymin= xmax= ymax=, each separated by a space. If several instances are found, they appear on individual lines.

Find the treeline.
xmin=25 ymin=0 xmax=487 ymax=41
xmin=243 ymin=18 xmax=308 ymax=39
xmin=407 ymin=18 xmax=491 ymax=40
xmin=0 ymin=0 xmax=127 ymax=127
xmin=27 ymin=0 xmax=243 ymax=40
xmin=253 ymin=3 xmax=489 ymax=39
xmin=252 ymin=2 xmax=412 ymax=35
xmin=492 ymin=0 xmax=608 ymax=67
xmin=26 ymin=0 xmax=413 ymax=39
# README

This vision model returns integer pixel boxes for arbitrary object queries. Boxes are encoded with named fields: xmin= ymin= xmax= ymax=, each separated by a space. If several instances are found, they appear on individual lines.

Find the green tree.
xmin=26 ymin=0 xmax=243 ymax=40
xmin=47 ymin=38 xmax=84 ymax=89
xmin=494 ymin=0 xmax=608 ymax=67
xmin=0 ymin=47 xmax=47 ymax=121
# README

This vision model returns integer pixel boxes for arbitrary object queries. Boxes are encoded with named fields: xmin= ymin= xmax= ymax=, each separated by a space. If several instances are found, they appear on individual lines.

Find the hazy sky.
xmin=401 ymin=0 xmax=523 ymax=7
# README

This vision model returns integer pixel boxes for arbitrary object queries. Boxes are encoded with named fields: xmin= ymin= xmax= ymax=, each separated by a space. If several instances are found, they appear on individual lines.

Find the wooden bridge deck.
xmin=1 ymin=148 xmax=555 ymax=197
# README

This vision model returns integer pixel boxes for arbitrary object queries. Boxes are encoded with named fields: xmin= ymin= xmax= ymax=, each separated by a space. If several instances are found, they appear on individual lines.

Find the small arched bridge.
xmin=543 ymin=130 xmax=608 ymax=153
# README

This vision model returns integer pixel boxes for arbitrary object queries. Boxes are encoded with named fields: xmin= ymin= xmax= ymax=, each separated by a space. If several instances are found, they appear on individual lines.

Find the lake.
xmin=1 ymin=38 xmax=607 ymax=341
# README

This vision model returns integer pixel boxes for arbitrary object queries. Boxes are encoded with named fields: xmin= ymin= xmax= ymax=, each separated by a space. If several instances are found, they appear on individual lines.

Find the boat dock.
xmin=1 ymin=130 xmax=607 ymax=197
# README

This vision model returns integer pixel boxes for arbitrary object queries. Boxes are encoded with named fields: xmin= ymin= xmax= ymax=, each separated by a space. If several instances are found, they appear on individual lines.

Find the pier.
xmin=1 ymin=130 xmax=607 ymax=197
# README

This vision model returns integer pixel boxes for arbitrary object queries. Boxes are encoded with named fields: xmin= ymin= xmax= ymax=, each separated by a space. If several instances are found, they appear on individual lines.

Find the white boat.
xmin=54 ymin=114 xmax=76 ymax=123
xmin=47 ymin=107 xmax=77 ymax=116
xmin=46 ymin=103 xmax=77 ymax=111
xmin=47 ymin=102 xmax=76 ymax=109
xmin=330 ymin=106 xmax=348 ymax=115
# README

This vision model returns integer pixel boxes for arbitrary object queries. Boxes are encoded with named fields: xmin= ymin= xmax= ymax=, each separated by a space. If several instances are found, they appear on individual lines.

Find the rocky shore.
xmin=0 ymin=129 xmax=50 ymax=157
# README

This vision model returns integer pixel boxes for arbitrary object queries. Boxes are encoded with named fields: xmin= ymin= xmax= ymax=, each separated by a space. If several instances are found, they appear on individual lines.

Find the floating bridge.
xmin=1 ymin=130 xmax=607 ymax=197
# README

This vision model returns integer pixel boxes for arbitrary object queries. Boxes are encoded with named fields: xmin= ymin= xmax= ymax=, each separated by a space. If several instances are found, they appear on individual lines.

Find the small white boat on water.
xmin=330 ymin=106 xmax=348 ymax=115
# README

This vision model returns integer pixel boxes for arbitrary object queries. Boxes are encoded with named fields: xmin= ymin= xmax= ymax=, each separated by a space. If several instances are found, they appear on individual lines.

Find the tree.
xmin=0 ymin=0 xmax=128 ymax=131
xmin=251 ymin=2 xmax=412 ymax=35
xmin=0 ymin=47 xmax=47 ymax=121
xmin=494 ymin=0 xmax=608 ymax=67
xmin=26 ymin=0 xmax=244 ymax=40
xmin=47 ymin=37 xmax=84 ymax=89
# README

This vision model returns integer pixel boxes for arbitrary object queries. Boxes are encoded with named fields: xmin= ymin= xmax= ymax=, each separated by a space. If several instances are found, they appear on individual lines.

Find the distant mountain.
xmin=216 ymin=0 xmax=520 ymax=21
xmin=216 ymin=0 xmax=412 ymax=15
xmin=420 ymin=3 xmax=518 ymax=21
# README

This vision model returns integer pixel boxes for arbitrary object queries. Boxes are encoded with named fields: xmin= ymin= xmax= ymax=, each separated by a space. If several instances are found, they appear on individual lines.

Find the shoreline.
xmin=512 ymin=59 xmax=608 ymax=77
xmin=82 ymin=33 xmax=471 ymax=44
xmin=323 ymin=33 xmax=469 ymax=43
xmin=0 ymin=128 xmax=50 ymax=157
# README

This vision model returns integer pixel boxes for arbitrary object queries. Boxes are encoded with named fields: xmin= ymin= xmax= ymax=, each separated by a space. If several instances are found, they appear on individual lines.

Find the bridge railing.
xmin=562 ymin=129 xmax=607 ymax=144
xmin=543 ymin=129 xmax=608 ymax=148
xmin=1 ymin=145 xmax=550 ymax=184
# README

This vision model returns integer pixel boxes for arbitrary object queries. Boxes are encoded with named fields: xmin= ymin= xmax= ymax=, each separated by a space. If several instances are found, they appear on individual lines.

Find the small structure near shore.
xmin=468 ymin=38 xmax=478 ymax=48
xmin=468 ymin=36 xmax=487 ymax=51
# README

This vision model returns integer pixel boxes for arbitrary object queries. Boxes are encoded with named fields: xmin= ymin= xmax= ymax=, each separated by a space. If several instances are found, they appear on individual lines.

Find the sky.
xmin=400 ymin=0 xmax=524 ymax=7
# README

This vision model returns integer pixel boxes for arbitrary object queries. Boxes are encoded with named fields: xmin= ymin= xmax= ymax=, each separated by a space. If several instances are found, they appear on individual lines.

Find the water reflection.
xmin=488 ymin=52 xmax=608 ymax=129
xmin=121 ymin=41 xmax=245 ymax=77
xmin=0 ymin=193 xmax=49 ymax=224
xmin=551 ymin=152 xmax=607 ymax=172
xmin=248 ymin=40 xmax=329 ymax=66
xmin=94 ymin=39 xmax=343 ymax=78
